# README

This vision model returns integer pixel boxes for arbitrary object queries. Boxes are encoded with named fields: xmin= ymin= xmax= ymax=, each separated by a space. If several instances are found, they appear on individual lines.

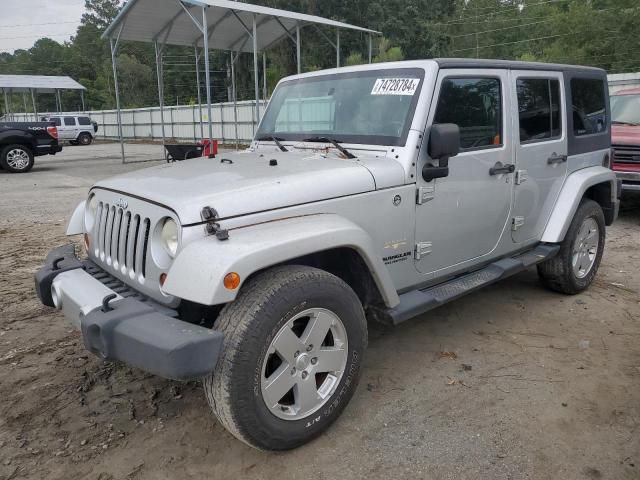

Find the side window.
xmin=517 ymin=78 xmax=562 ymax=143
xmin=571 ymin=78 xmax=606 ymax=136
xmin=433 ymin=77 xmax=502 ymax=150
xmin=78 ymin=116 xmax=91 ymax=126
xmin=50 ymin=117 xmax=61 ymax=126
xmin=64 ymin=117 xmax=76 ymax=126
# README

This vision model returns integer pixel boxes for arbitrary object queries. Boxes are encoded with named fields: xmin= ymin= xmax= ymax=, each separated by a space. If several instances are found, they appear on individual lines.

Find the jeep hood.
xmin=93 ymin=150 xmax=403 ymax=224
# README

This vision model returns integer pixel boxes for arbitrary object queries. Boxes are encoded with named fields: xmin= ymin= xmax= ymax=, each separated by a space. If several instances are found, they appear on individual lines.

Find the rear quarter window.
xmin=571 ymin=78 xmax=607 ymax=136
xmin=78 ymin=117 xmax=91 ymax=125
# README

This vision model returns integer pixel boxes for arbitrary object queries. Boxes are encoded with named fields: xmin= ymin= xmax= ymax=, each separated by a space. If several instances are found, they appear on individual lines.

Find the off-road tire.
xmin=0 ymin=144 xmax=34 ymax=173
xmin=78 ymin=133 xmax=92 ymax=145
xmin=537 ymin=199 xmax=605 ymax=294
xmin=203 ymin=265 xmax=367 ymax=451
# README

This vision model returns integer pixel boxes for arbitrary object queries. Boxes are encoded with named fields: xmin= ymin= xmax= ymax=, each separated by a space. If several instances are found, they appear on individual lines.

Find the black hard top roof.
xmin=434 ymin=58 xmax=606 ymax=75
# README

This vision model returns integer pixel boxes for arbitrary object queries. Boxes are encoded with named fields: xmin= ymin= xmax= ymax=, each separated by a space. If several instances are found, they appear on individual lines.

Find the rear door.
xmin=510 ymin=71 xmax=567 ymax=243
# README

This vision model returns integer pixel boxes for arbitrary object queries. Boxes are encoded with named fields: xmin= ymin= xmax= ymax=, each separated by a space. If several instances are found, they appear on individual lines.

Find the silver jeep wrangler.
xmin=35 ymin=59 xmax=619 ymax=450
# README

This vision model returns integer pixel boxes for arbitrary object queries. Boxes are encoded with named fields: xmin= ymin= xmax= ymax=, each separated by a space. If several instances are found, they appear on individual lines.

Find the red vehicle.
xmin=611 ymin=87 xmax=640 ymax=193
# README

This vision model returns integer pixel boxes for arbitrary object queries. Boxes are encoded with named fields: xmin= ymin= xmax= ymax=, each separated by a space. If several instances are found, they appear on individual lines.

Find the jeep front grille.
xmin=612 ymin=144 xmax=640 ymax=164
xmin=94 ymin=201 xmax=150 ymax=280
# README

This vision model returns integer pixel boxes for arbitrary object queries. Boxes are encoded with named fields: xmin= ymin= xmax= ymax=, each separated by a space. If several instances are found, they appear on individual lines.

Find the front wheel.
xmin=204 ymin=265 xmax=367 ymax=450
xmin=0 ymin=144 xmax=34 ymax=173
xmin=537 ymin=199 xmax=606 ymax=294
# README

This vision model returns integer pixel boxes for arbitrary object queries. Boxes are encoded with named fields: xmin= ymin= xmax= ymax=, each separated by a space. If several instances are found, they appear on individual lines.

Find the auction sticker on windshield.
xmin=371 ymin=78 xmax=419 ymax=96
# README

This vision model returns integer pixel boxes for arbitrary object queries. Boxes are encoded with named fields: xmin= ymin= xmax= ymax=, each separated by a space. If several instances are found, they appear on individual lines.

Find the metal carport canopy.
xmin=0 ymin=75 xmax=86 ymax=121
xmin=0 ymin=75 xmax=85 ymax=93
xmin=103 ymin=0 xmax=380 ymax=164
xmin=103 ymin=0 xmax=380 ymax=52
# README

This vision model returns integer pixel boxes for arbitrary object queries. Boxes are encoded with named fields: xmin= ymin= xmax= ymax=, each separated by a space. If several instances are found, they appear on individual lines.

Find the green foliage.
xmin=374 ymin=38 xmax=405 ymax=63
xmin=345 ymin=53 xmax=364 ymax=66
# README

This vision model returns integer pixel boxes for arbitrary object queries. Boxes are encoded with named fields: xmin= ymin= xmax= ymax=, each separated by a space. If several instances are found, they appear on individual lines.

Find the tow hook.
xmin=101 ymin=293 xmax=117 ymax=312
xmin=201 ymin=206 xmax=229 ymax=241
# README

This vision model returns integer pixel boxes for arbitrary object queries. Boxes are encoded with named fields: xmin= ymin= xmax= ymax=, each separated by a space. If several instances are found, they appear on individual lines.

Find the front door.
xmin=510 ymin=71 xmax=567 ymax=243
xmin=415 ymin=69 xmax=513 ymax=275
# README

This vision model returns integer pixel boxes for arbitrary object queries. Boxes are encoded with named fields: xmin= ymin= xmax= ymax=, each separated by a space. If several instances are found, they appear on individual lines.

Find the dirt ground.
xmin=1 ymin=143 xmax=639 ymax=480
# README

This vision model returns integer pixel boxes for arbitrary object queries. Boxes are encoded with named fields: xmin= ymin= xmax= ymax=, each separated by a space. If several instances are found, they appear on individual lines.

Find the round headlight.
xmin=160 ymin=218 xmax=179 ymax=257
xmin=85 ymin=194 xmax=98 ymax=231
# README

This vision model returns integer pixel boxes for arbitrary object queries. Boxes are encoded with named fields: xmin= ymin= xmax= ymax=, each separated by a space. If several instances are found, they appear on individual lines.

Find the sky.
xmin=0 ymin=0 xmax=86 ymax=53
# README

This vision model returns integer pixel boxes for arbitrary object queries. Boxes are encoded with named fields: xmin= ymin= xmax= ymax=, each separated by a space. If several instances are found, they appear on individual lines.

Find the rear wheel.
xmin=204 ymin=265 xmax=367 ymax=450
xmin=78 ymin=133 xmax=92 ymax=145
xmin=0 ymin=144 xmax=34 ymax=173
xmin=537 ymin=199 xmax=605 ymax=294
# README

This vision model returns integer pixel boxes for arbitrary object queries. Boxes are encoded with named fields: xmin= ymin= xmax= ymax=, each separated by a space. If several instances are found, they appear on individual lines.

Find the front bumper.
xmin=615 ymin=171 xmax=640 ymax=192
xmin=34 ymin=245 xmax=224 ymax=380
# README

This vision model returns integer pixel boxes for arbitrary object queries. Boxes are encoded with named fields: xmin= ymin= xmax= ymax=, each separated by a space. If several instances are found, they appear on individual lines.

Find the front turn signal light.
xmin=224 ymin=272 xmax=241 ymax=290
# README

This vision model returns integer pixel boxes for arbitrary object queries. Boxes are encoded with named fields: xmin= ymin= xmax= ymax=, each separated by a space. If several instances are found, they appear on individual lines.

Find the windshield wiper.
xmin=257 ymin=135 xmax=288 ymax=152
xmin=302 ymin=136 xmax=357 ymax=159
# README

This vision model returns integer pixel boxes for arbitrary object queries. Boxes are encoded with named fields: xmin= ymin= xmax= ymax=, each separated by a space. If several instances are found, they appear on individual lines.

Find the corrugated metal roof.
xmin=103 ymin=0 xmax=379 ymax=53
xmin=0 ymin=75 xmax=86 ymax=93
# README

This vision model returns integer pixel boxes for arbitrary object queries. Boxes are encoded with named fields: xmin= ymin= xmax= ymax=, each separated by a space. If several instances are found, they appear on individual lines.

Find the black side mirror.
xmin=422 ymin=123 xmax=460 ymax=182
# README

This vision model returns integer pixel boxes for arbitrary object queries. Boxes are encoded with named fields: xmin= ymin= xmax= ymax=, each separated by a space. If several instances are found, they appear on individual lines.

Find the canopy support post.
xmin=336 ymin=29 xmax=340 ymax=67
xmin=57 ymin=89 xmax=63 ymax=113
xmin=22 ymin=92 xmax=28 ymax=120
xmin=296 ymin=23 xmax=301 ymax=74
xmin=263 ymin=51 xmax=267 ymax=102
xmin=368 ymin=33 xmax=372 ymax=63
xmin=30 ymin=89 xmax=37 ymax=122
xmin=231 ymin=51 xmax=239 ymax=150
xmin=194 ymin=46 xmax=204 ymax=140
xmin=81 ymin=90 xmax=85 ymax=112
xmin=202 ymin=6 xmax=214 ymax=157
xmin=252 ymin=14 xmax=260 ymax=131
xmin=2 ymin=89 xmax=8 ymax=121
xmin=110 ymin=24 xmax=125 ymax=164
xmin=154 ymin=41 xmax=166 ymax=160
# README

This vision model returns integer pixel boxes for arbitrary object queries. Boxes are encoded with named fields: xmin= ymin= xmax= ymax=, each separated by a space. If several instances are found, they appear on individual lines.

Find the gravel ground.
xmin=1 ymin=143 xmax=639 ymax=480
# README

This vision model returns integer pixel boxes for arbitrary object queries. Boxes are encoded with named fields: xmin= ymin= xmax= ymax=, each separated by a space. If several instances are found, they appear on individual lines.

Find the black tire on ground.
xmin=204 ymin=265 xmax=367 ymax=451
xmin=537 ymin=199 xmax=606 ymax=294
xmin=78 ymin=133 xmax=92 ymax=145
xmin=0 ymin=144 xmax=34 ymax=173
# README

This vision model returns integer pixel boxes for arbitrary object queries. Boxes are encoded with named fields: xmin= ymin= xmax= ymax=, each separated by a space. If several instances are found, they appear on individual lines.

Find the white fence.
xmin=5 ymin=99 xmax=269 ymax=144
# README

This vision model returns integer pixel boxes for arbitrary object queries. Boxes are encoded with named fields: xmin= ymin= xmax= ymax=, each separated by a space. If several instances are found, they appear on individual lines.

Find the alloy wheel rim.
xmin=261 ymin=307 xmax=348 ymax=421
xmin=6 ymin=149 xmax=29 ymax=170
xmin=572 ymin=217 xmax=599 ymax=279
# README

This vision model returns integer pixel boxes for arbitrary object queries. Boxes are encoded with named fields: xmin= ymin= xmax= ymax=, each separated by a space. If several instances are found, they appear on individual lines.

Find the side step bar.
xmin=387 ymin=244 xmax=560 ymax=325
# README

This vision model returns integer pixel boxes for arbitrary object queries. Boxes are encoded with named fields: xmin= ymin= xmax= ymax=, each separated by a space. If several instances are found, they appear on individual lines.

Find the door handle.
xmin=547 ymin=154 xmax=567 ymax=165
xmin=489 ymin=162 xmax=515 ymax=176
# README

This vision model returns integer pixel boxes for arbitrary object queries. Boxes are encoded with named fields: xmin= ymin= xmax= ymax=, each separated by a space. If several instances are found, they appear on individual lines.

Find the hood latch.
xmin=201 ymin=206 xmax=229 ymax=241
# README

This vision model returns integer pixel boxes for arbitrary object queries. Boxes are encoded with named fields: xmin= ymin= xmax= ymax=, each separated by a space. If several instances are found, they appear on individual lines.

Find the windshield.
xmin=611 ymin=94 xmax=640 ymax=125
xmin=256 ymin=68 xmax=425 ymax=146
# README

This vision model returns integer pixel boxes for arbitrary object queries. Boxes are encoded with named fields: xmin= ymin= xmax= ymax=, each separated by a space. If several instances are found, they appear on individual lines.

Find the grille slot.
xmin=93 ymin=201 xmax=150 ymax=281
xmin=612 ymin=144 xmax=640 ymax=164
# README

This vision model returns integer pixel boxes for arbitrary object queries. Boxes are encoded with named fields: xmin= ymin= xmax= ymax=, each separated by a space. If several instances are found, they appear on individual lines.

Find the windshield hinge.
xmin=201 ymin=206 xmax=229 ymax=241
xmin=416 ymin=185 xmax=435 ymax=205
